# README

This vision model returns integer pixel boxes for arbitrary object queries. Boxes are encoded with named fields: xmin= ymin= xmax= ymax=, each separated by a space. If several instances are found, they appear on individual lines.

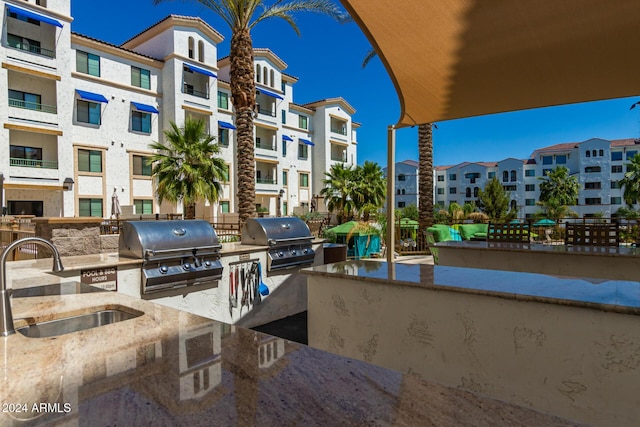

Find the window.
xmin=473 ymin=187 xmax=479 ymax=197
xmin=448 ymin=173 xmax=457 ymax=181
xmin=542 ymin=155 xmax=552 ymax=165
xmin=525 ymin=199 xmax=536 ymax=206
xmin=298 ymin=115 xmax=308 ymax=130
xmin=299 ymin=173 xmax=309 ymax=188
xmin=502 ymin=171 xmax=509 ymax=182
xmin=398 ymin=201 xmax=406 ymax=208
xmin=612 ymin=151 xmax=623 ymax=161
xmin=437 ymin=175 xmax=444 ymax=182
xmin=132 ymin=111 xmax=151 ymax=133
xmin=398 ymin=174 xmax=406 ymax=181
xmin=585 ymin=198 xmax=602 ymax=205
xmin=465 ymin=188 xmax=471 ymax=197
xmin=584 ymin=166 xmax=601 ymax=173
xmin=627 ymin=150 xmax=638 ymax=160
xmin=611 ymin=181 xmax=622 ymax=189
xmin=198 ymin=40 xmax=204 ymax=62
xmin=131 ymin=67 xmax=150 ymax=89
xmin=396 ymin=189 xmax=401 ymax=195
xmin=525 ymin=184 xmax=535 ymax=191
xmin=281 ymin=81 xmax=286 ymax=93
xmin=79 ymin=198 xmax=103 ymax=217
xmin=270 ymin=70 xmax=275 ymax=88
xmin=7 ymin=33 xmax=47 ymax=57
xmin=188 ymin=37 xmax=194 ymax=59
xmin=585 ymin=151 xmax=590 ymax=157
xmin=134 ymin=199 xmax=153 ymax=214
xmin=217 ymin=128 xmax=229 ymax=147
xmin=298 ymin=143 xmax=308 ymax=159
xmin=281 ymin=110 xmax=286 ymax=124
xmin=437 ymin=188 xmax=444 ymax=195
xmin=401 ymin=189 xmax=406 ymax=195
xmin=585 ymin=182 xmax=601 ymax=190
xmin=282 ymin=171 xmax=288 ymax=186
xmin=556 ymin=154 xmax=567 ymax=164
xmin=599 ymin=149 xmax=604 ymax=157
xmin=256 ymin=64 xmax=261 ymax=83
xmin=525 ymin=169 xmax=535 ymax=177
xmin=611 ymin=197 xmax=622 ymax=205
xmin=10 ymin=145 xmax=42 ymax=167
xmin=510 ymin=170 xmax=517 ymax=182
xmin=543 ymin=168 xmax=552 ymax=175
xmin=218 ymin=92 xmax=229 ymax=110
xmin=76 ymin=51 xmax=100 ymax=77
xmin=133 ymin=155 xmax=152 ymax=176
xmin=503 ymin=185 xmax=517 ymax=191
xmin=219 ymin=201 xmax=230 ymax=213
xmin=77 ymin=100 xmax=101 ymax=125
xmin=449 ymin=187 xmax=457 ymax=194
xmin=612 ymin=165 xmax=623 ymax=173
xmin=78 ymin=149 xmax=102 ymax=173
xmin=282 ymin=139 xmax=287 ymax=156
xmin=488 ymin=171 xmax=496 ymax=179
xmin=8 ymin=89 xmax=41 ymax=111
xmin=592 ymin=150 xmax=597 ymax=157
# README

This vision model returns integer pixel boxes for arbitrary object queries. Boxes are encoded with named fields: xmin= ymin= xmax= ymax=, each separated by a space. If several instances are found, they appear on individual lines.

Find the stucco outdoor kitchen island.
xmin=434 ymin=240 xmax=640 ymax=281
xmin=0 ymin=257 xmax=579 ymax=425
xmin=304 ymin=260 xmax=640 ymax=427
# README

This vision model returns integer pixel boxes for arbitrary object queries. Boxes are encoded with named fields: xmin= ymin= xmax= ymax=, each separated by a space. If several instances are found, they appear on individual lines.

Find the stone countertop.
xmin=0 ymin=280 xmax=580 ymax=425
xmin=435 ymin=240 xmax=640 ymax=257
xmin=303 ymin=261 xmax=640 ymax=315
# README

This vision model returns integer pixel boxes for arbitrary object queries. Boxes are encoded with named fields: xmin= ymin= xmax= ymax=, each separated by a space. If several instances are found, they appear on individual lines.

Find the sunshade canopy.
xmin=341 ymin=0 xmax=640 ymax=127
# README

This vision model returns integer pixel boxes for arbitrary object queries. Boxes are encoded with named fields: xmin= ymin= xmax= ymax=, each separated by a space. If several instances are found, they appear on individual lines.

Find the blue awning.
xmin=131 ymin=102 xmax=159 ymax=114
xmin=6 ymin=4 xmax=63 ymax=28
xmin=219 ymin=121 xmax=236 ymax=130
xmin=184 ymin=64 xmax=216 ymax=78
xmin=282 ymin=135 xmax=293 ymax=141
xmin=257 ymin=87 xmax=284 ymax=100
xmin=300 ymin=138 xmax=315 ymax=146
xmin=75 ymin=89 xmax=108 ymax=103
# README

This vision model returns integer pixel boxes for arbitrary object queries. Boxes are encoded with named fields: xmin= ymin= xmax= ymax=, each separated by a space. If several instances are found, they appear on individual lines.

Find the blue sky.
xmin=71 ymin=1 xmax=640 ymax=168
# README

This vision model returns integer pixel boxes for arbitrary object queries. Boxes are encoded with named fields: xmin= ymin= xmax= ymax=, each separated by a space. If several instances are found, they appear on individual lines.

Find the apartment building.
xmin=383 ymin=160 xmax=419 ymax=210
xmin=0 ymin=0 xmax=358 ymax=220
xmin=433 ymin=137 xmax=638 ymax=218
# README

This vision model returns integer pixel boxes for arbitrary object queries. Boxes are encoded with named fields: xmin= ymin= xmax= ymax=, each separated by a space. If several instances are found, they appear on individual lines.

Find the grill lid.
xmin=241 ymin=217 xmax=313 ymax=246
xmin=119 ymin=220 xmax=220 ymax=260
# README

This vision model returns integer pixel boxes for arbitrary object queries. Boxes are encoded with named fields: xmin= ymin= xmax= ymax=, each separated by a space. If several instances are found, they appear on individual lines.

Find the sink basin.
xmin=16 ymin=307 xmax=143 ymax=338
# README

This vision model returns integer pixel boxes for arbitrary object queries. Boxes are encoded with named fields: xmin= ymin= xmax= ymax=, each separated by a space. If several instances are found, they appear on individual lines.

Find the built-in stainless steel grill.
xmin=119 ymin=220 xmax=223 ymax=294
xmin=241 ymin=217 xmax=315 ymax=270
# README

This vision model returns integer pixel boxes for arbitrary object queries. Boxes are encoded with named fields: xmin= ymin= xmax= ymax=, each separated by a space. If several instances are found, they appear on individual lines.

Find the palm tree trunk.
xmin=230 ymin=28 xmax=256 ymax=227
xmin=418 ymin=123 xmax=434 ymax=230
xmin=185 ymin=203 xmax=196 ymax=219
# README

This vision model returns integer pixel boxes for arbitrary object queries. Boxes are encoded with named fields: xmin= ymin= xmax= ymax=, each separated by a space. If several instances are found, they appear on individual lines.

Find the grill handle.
xmin=267 ymin=236 xmax=313 ymax=246
xmin=145 ymin=244 xmax=223 ymax=259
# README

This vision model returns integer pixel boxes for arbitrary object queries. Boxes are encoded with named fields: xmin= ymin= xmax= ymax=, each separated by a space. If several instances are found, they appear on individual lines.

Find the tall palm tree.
xmin=320 ymin=163 xmax=355 ymax=223
xmin=363 ymin=49 xmax=435 ymax=231
xmin=154 ymin=0 xmax=345 ymax=226
xmin=621 ymin=153 xmax=640 ymax=207
xmin=352 ymin=160 xmax=386 ymax=219
xmin=148 ymin=117 xmax=228 ymax=219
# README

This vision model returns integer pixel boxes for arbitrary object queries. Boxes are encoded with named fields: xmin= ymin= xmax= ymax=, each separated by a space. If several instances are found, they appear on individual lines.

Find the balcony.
xmin=330 ymin=126 xmax=347 ymax=136
xmin=7 ymin=40 xmax=55 ymax=58
xmin=10 ymin=157 xmax=58 ymax=169
xmin=256 ymin=105 xmax=276 ymax=117
xmin=9 ymin=98 xmax=57 ymax=114
xmin=256 ymin=177 xmax=277 ymax=185
xmin=256 ymin=141 xmax=276 ymax=151
xmin=331 ymin=154 xmax=347 ymax=162
xmin=183 ymin=83 xmax=209 ymax=99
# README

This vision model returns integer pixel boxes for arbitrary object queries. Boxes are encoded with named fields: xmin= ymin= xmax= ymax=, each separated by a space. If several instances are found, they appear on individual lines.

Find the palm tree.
xmin=621 ymin=153 xmax=640 ymax=207
xmin=352 ymin=160 xmax=386 ymax=220
xmin=538 ymin=166 xmax=579 ymax=206
xmin=320 ymin=163 xmax=356 ymax=223
xmin=154 ymin=0 xmax=345 ymax=226
xmin=148 ymin=117 xmax=228 ymax=219
xmin=363 ymin=49 xmax=435 ymax=231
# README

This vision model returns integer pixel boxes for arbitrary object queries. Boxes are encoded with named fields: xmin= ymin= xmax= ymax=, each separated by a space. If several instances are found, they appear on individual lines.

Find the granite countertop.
xmin=435 ymin=240 xmax=640 ymax=256
xmin=303 ymin=261 xmax=640 ymax=315
xmin=0 ymin=278 xmax=580 ymax=425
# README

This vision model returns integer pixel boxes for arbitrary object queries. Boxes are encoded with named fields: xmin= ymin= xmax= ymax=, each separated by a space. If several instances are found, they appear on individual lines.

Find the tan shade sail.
xmin=341 ymin=0 xmax=640 ymax=127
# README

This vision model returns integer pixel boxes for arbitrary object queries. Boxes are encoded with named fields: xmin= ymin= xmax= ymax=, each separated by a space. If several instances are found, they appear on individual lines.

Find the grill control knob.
xmin=159 ymin=265 xmax=169 ymax=274
xmin=291 ymin=249 xmax=297 ymax=255
xmin=183 ymin=262 xmax=191 ymax=271
xmin=204 ymin=260 xmax=211 ymax=268
xmin=277 ymin=251 xmax=284 ymax=257
xmin=303 ymin=248 xmax=309 ymax=254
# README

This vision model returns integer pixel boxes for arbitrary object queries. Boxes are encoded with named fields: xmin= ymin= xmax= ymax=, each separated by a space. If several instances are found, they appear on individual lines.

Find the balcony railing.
xmin=7 ymin=42 xmax=55 ymax=58
xmin=9 ymin=98 xmax=57 ymax=114
xmin=10 ymin=158 xmax=58 ymax=169
xmin=331 ymin=155 xmax=347 ymax=162
xmin=256 ymin=105 xmax=276 ymax=117
xmin=183 ymin=84 xmax=209 ymax=99
xmin=256 ymin=142 xmax=276 ymax=151
xmin=331 ymin=127 xmax=347 ymax=135
xmin=256 ymin=177 xmax=277 ymax=185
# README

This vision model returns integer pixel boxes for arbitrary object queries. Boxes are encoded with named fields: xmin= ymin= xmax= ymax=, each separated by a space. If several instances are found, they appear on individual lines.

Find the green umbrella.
xmin=398 ymin=218 xmax=419 ymax=229
xmin=326 ymin=221 xmax=376 ymax=235
xmin=533 ymin=218 xmax=555 ymax=226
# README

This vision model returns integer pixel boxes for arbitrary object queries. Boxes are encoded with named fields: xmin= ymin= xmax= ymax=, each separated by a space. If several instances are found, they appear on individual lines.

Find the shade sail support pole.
xmin=386 ymin=125 xmax=395 ymax=264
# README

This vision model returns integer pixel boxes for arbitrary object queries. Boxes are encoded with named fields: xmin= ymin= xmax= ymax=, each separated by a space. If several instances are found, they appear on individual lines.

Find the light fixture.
xmin=63 ymin=178 xmax=74 ymax=191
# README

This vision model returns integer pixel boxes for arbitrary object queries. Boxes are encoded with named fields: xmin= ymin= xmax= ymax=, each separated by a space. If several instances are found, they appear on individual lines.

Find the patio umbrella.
xmin=111 ymin=190 xmax=121 ymax=219
xmin=533 ymin=219 xmax=555 ymax=227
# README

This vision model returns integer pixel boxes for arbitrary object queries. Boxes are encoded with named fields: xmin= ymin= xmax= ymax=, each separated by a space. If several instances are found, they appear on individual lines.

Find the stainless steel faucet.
xmin=0 ymin=237 xmax=64 ymax=336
